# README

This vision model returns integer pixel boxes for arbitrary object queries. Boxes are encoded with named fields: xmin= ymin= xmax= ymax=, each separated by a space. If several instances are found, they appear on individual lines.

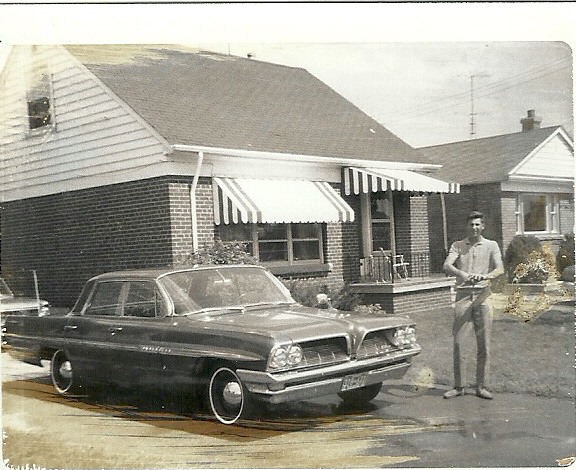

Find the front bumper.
xmin=237 ymin=345 xmax=420 ymax=404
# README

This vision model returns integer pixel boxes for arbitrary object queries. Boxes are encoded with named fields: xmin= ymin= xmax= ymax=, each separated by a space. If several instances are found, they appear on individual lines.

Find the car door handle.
xmin=109 ymin=327 xmax=123 ymax=335
xmin=64 ymin=325 xmax=78 ymax=331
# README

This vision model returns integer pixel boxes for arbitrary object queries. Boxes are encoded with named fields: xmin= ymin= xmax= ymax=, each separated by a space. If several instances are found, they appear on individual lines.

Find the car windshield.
xmin=159 ymin=266 xmax=295 ymax=315
xmin=0 ymin=279 xmax=14 ymax=297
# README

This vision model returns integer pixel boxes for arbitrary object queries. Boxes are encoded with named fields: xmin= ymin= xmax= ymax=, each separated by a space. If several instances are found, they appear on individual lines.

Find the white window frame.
xmin=220 ymin=223 xmax=325 ymax=266
xmin=516 ymin=193 xmax=560 ymax=235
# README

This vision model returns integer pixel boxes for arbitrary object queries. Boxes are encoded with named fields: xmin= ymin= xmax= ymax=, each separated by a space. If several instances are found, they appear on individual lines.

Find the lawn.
xmin=396 ymin=293 xmax=575 ymax=399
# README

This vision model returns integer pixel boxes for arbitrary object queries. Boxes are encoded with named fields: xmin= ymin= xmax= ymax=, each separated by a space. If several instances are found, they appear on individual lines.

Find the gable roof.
xmin=65 ymin=45 xmax=425 ymax=164
xmin=418 ymin=126 xmax=570 ymax=185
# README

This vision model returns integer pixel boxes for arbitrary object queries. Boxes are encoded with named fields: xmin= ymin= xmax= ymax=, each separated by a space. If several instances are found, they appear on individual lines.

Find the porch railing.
xmin=359 ymin=249 xmax=447 ymax=282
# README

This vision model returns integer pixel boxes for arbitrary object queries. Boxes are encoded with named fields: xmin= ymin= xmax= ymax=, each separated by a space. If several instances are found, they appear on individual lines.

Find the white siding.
xmin=511 ymin=133 xmax=574 ymax=179
xmin=0 ymin=45 xmax=170 ymax=202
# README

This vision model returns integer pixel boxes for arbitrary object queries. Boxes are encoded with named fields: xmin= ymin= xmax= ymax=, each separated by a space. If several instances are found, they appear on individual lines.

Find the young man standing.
xmin=443 ymin=211 xmax=504 ymax=400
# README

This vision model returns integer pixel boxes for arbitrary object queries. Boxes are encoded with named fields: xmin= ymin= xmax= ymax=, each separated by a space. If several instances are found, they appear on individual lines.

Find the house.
xmin=0 ymin=45 xmax=458 ymax=312
xmin=420 ymin=110 xmax=574 ymax=264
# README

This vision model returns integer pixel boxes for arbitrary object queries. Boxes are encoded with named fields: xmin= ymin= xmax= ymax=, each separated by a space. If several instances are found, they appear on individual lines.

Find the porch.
xmin=348 ymin=250 xmax=455 ymax=316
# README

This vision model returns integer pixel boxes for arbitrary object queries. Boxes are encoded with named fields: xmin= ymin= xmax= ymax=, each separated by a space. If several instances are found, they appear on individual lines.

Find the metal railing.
xmin=359 ymin=249 xmax=447 ymax=282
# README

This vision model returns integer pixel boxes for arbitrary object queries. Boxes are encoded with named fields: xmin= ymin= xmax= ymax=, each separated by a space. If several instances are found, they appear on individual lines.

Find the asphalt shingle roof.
xmin=66 ymin=45 xmax=424 ymax=164
xmin=418 ymin=126 xmax=561 ymax=185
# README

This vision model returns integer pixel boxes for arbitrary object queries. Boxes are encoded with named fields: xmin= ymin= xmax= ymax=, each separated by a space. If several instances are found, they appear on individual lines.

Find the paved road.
xmin=2 ymin=353 xmax=575 ymax=469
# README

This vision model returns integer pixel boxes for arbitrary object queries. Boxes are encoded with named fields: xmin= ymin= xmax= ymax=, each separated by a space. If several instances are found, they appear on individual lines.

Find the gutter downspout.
xmin=33 ymin=270 xmax=41 ymax=315
xmin=440 ymin=193 xmax=448 ymax=253
xmin=190 ymin=151 xmax=204 ymax=253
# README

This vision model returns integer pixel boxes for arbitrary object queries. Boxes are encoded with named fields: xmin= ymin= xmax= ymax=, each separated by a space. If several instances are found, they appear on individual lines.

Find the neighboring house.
xmin=420 ymin=110 xmax=574 ymax=264
xmin=1 ymin=45 xmax=458 ymax=312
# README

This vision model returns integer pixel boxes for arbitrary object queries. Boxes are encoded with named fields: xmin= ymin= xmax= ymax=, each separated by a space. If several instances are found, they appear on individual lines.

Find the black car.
xmin=4 ymin=265 xmax=420 ymax=424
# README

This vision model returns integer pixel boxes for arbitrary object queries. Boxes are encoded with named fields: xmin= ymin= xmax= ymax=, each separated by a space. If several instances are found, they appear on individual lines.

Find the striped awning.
xmin=213 ymin=177 xmax=355 ymax=225
xmin=343 ymin=167 xmax=460 ymax=195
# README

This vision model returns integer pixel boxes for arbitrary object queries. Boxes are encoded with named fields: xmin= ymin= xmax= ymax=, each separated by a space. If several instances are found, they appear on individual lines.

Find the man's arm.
xmin=486 ymin=243 xmax=504 ymax=280
xmin=443 ymin=243 xmax=469 ymax=284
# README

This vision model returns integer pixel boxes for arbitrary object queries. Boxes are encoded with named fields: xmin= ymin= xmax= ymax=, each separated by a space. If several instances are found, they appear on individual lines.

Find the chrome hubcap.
xmin=222 ymin=381 xmax=242 ymax=406
xmin=59 ymin=361 xmax=72 ymax=379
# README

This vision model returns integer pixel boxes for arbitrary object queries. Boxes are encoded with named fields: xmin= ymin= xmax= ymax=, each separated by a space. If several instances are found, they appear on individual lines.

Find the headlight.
xmin=269 ymin=347 xmax=288 ymax=369
xmin=389 ymin=326 xmax=417 ymax=348
xmin=287 ymin=344 xmax=303 ymax=365
xmin=268 ymin=344 xmax=303 ymax=370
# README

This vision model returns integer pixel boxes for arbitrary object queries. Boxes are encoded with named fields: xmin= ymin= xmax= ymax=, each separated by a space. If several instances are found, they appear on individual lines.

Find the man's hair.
xmin=467 ymin=210 xmax=485 ymax=222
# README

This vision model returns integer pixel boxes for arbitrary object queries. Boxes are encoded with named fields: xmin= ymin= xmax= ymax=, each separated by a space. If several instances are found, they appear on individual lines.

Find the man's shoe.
xmin=443 ymin=388 xmax=465 ymax=399
xmin=476 ymin=388 xmax=493 ymax=399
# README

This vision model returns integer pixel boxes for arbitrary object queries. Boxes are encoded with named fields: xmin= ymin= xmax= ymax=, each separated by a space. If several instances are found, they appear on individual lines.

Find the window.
xmin=85 ymin=281 xmax=124 ymax=316
xmin=124 ymin=281 xmax=167 ymax=317
xmin=517 ymin=194 xmax=559 ymax=234
xmin=85 ymin=281 xmax=167 ymax=317
xmin=220 ymin=223 xmax=324 ymax=265
xmin=27 ymin=70 xmax=53 ymax=131
xmin=370 ymin=195 xmax=392 ymax=252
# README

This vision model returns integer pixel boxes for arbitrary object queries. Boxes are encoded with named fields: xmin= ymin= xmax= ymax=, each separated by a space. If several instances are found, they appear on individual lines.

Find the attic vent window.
xmin=28 ymin=96 xmax=51 ymax=130
xmin=27 ymin=71 xmax=54 ymax=131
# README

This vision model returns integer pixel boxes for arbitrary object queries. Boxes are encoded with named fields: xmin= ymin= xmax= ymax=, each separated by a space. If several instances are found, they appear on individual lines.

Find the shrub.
xmin=504 ymin=235 xmax=543 ymax=282
xmin=282 ymin=278 xmax=329 ymax=307
xmin=281 ymin=278 xmax=384 ymax=314
xmin=176 ymin=239 xmax=258 ymax=266
xmin=556 ymin=233 xmax=575 ymax=274
xmin=512 ymin=243 xmax=557 ymax=284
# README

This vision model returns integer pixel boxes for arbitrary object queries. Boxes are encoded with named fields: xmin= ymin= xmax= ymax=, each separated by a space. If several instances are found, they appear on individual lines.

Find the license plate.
xmin=340 ymin=373 xmax=367 ymax=391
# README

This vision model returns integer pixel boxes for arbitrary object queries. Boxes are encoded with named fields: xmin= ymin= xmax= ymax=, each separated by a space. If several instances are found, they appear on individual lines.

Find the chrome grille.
xmin=299 ymin=337 xmax=349 ymax=368
xmin=357 ymin=330 xmax=395 ymax=359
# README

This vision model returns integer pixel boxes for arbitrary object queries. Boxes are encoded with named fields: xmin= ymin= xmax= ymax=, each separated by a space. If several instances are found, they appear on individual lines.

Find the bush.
xmin=556 ymin=233 xmax=575 ymax=274
xmin=512 ymin=242 xmax=557 ymax=284
xmin=282 ymin=278 xmax=329 ymax=307
xmin=281 ymin=278 xmax=384 ymax=314
xmin=176 ymin=239 xmax=258 ymax=266
xmin=504 ymin=235 xmax=543 ymax=282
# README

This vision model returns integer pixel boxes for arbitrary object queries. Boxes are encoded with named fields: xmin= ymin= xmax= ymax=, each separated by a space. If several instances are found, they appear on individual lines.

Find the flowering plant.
xmin=512 ymin=244 xmax=557 ymax=284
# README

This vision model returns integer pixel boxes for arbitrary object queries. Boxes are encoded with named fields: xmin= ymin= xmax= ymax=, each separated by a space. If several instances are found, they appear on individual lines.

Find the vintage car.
xmin=4 ymin=265 xmax=421 ymax=424
xmin=1 ymin=277 xmax=50 ymax=327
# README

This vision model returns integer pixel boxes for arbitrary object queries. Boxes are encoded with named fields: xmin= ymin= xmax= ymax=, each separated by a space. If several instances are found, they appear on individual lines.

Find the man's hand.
xmin=468 ymin=273 xmax=487 ymax=284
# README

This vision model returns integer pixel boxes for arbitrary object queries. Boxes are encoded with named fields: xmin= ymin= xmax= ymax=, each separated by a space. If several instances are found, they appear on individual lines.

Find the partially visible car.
xmin=4 ymin=265 xmax=420 ymax=424
xmin=1 ymin=277 xmax=50 ymax=327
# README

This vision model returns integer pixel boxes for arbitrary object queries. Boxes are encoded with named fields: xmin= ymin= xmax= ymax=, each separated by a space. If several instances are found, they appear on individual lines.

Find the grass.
xmin=396 ymin=292 xmax=575 ymax=399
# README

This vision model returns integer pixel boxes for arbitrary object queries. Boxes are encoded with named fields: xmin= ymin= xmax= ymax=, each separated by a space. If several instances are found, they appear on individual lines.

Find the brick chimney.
xmin=520 ymin=109 xmax=542 ymax=132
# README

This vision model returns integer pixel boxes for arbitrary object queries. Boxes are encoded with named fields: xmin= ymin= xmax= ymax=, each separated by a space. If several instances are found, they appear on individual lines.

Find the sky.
xmin=0 ymin=3 xmax=574 ymax=148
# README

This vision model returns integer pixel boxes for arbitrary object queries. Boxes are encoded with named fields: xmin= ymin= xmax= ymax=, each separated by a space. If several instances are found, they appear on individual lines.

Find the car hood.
xmin=191 ymin=304 xmax=412 ymax=342
xmin=0 ymin=296 xmax=49 ymax=313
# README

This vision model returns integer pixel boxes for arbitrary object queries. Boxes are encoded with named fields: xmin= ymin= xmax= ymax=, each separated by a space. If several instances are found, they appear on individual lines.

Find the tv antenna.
xmin=469 ymin=74 xmax=489 ymax=140
xmin=470 ymin=75 xmax=476 ymax=140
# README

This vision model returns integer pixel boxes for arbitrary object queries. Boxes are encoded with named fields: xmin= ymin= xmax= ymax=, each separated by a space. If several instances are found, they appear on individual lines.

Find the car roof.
xmin=90 ymin=264 xmax=264 ymax=281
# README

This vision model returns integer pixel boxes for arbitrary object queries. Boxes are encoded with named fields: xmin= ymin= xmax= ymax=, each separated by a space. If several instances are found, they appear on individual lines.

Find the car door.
xmin=105 ymin=280 xmax=168 ymax=389
xmin=64 ymin=279 xmax=168 ymax=389
xmin=63 ymin=280 xmax=125 ymax=385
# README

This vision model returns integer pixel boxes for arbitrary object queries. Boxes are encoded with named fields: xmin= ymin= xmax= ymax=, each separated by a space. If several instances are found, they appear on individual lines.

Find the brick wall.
xmin=168 ymin=177 xmax=215 ymax=263
xmin=439 ymin=184 xmax=503 ymax=247
xmin=394 ymin=193 xmax=433 ymax=276
xmin=427 ymin=194 xmax=447 ymax=272
xmin=1 ymin=177 xmax=176 ymax=307
xmin=359 ymin=287 xmax=453 ymax=316
xmin=500 ymin=193 xmax=518 ymax=254
xmin=340 ymin=191 xmax=361 ymax=285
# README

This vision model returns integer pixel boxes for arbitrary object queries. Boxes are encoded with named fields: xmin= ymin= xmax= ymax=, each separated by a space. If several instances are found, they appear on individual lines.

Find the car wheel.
xmin=208 ymin=366 xmax=249 ymax=424
xmin=50 ymin=350 xmax=75 ymax=394
xmin=337 ymin=382 xmax=382 ymax=404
